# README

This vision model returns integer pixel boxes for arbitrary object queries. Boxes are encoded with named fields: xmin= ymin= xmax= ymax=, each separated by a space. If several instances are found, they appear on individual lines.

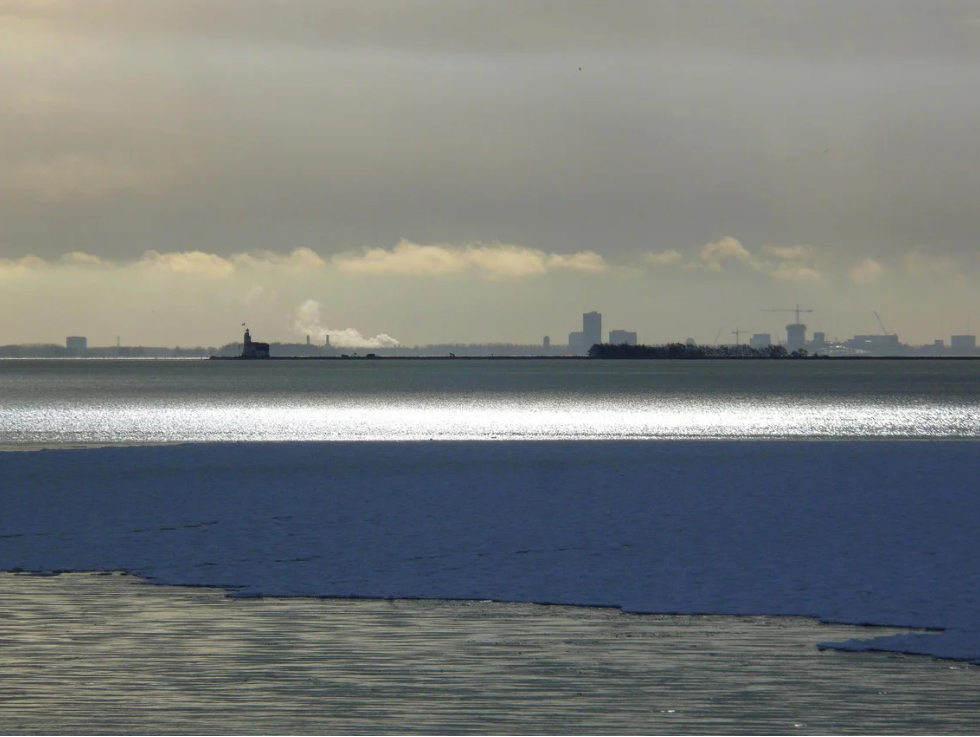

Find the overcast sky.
xmin=2 ymin=0 xmax=979 ymax=347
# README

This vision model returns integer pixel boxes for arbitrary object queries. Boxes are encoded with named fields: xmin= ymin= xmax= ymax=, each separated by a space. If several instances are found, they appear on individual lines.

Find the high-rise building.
xmin=543 ymin=336 xmax=551 ymax=349
xmin=608 ymin=329 xmax=637 ymax=346
xmin=749 ymin=333 xmax=771 ymax=350
xmin=583 ymin=311 xmax=602 ymax=348
xmin=786 ymin=323 xmax=807 ymax=353
xmin=568 ymin=331 xmax=584 ymax=347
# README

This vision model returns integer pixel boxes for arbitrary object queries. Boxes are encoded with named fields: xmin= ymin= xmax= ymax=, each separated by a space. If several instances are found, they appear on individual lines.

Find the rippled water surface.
xmin=3 ymin=572 xmax=979 ymax=735
xmin=2 ymin=358 xmax=979 ymax=445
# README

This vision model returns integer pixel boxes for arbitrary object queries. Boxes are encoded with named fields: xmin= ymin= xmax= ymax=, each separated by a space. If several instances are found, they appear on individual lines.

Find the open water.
xmin=2 ymin=358 xmax=979 ymax=446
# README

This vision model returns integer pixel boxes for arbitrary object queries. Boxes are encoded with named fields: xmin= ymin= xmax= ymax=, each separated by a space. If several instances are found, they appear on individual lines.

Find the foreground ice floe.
xmin=1 ymin=441 xmax=978 ymax=662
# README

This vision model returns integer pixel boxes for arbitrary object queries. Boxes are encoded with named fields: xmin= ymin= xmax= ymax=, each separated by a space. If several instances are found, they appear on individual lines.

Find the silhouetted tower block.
xmin=786 ymin=323 xmax=807 ymax=353
xmin=583 ymin=311 xmax=602 ymax=348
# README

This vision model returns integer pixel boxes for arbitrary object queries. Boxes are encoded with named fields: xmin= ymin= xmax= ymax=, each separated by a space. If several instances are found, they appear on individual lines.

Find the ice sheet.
xmin=2 ymin=441 xmax=977 ymax=661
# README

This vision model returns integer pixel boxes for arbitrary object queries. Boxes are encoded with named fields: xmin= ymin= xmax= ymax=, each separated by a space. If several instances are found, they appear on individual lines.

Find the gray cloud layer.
xmin=1 ymin=1 xmax=979 ymax=345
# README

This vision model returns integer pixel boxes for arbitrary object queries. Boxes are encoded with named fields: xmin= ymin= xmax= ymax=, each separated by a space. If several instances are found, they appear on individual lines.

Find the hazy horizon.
xmin=3 ymin=1 xmax=979 ymax=347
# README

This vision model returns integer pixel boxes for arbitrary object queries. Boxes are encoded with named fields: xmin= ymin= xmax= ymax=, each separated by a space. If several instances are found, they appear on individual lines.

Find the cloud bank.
xmin=332 ymin=240 xmax=608 ymax=279
xmin=646 ymin=237 xmax=824 ymax=282
xmin=0 ymin=239 xmax=976 ymax=346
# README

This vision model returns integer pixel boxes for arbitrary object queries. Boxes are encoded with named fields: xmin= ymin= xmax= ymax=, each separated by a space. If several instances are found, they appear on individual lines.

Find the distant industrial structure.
xmin=763 ymin=305 xmax=813 ymax=354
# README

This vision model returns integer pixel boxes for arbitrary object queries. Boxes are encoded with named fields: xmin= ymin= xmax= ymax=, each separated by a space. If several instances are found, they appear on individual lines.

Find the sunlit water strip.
xmin=3 ymin=395 xmax=980 ymax=446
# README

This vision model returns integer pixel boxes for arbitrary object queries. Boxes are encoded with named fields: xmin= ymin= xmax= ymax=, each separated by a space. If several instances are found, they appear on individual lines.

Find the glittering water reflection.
xmin=5 ymin=395 xmax=980 ymax=445
xmin=2 ymin=359 xmax=980 ymax=446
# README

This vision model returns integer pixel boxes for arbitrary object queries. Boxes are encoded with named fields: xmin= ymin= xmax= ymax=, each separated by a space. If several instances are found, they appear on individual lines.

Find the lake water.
xmin=3 ymin=358 xmax=980 ymax=733
xmin=2 ymin=358 xmax=979 ymax=446
xmin=4 ymin=572 xmax=979 ymax=735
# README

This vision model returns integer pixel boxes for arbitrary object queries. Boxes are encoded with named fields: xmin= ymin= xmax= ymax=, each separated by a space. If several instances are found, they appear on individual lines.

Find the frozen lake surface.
xmin=2 ymin=440 xmax=978 ymax=663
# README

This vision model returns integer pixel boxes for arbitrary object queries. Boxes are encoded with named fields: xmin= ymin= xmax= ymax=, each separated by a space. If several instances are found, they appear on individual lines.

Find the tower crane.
xmin=731 ymin=327 xmax=751 ymax=345
xmin=873 ymin=311 xmax=890 ymax=336
xmin=763 ymin=304 xmax=813 ymax=324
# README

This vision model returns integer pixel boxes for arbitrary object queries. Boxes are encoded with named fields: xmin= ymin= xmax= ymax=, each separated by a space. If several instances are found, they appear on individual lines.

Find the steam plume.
xmin=292 ymin=299 xmax=399 ymax=348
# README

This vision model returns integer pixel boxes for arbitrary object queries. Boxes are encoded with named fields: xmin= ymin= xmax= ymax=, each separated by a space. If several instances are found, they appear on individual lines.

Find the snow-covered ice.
xmin=2 ymin=440 xmax=978 ymax=662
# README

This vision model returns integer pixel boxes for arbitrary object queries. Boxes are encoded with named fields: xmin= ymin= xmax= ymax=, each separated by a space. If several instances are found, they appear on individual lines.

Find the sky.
xmin=2 ymin=0 xmax=979 ymax=348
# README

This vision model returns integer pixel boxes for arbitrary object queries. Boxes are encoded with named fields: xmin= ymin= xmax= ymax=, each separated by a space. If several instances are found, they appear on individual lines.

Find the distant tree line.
xmin=587 ymin=343 xmax=816 ymax=359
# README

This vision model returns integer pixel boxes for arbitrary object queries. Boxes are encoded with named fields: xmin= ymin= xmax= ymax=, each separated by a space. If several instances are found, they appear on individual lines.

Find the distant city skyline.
xmin=4 ymin=306 xmax=978 ymax=356
xmin=2 ymin=2 xmax=979 ymax=347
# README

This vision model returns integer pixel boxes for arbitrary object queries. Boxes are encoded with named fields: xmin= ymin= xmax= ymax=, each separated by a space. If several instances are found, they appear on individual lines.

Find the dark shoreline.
xmin=209 ymin=354 xmax=980 ymax=361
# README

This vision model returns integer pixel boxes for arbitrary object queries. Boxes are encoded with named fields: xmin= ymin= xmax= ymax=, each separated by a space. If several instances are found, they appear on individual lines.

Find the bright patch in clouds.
xmin=644 ymin=249 xmax=683 ymax=266
xmin=851 ymin=257 xmax=883 ymax=285
xmin=140 ymin=250 xmax=237 ymax=279
xmin=701 ymin=237 xmax=752 ymax=270
xmin=332 ymin=240 xmax=608 ymax=278
xmin=644 ymin=237 xmax=822 ymax=282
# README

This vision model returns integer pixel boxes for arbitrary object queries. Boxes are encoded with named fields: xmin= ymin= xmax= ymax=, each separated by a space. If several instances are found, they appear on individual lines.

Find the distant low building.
xmin=950 ymin=335 xmax=977 ymax=354
xmin=66 ymin=336 xmax=87 ymax=355
xmin=749 ymin=333 xmax=771 ymax=350
xmin=844 ymin=334 xmax=902 ymax=355
xmin=608 ymin=329 xmax=637 ymax=345
xmin=568 ymin=331 xmax=584 ymax=348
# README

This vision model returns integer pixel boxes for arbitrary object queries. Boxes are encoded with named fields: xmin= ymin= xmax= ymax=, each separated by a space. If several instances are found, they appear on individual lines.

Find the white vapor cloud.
xmin=332 ymin=240 xmax=608 ymax=278
xmin=292 ymin=299 xmax=399 ymax=348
